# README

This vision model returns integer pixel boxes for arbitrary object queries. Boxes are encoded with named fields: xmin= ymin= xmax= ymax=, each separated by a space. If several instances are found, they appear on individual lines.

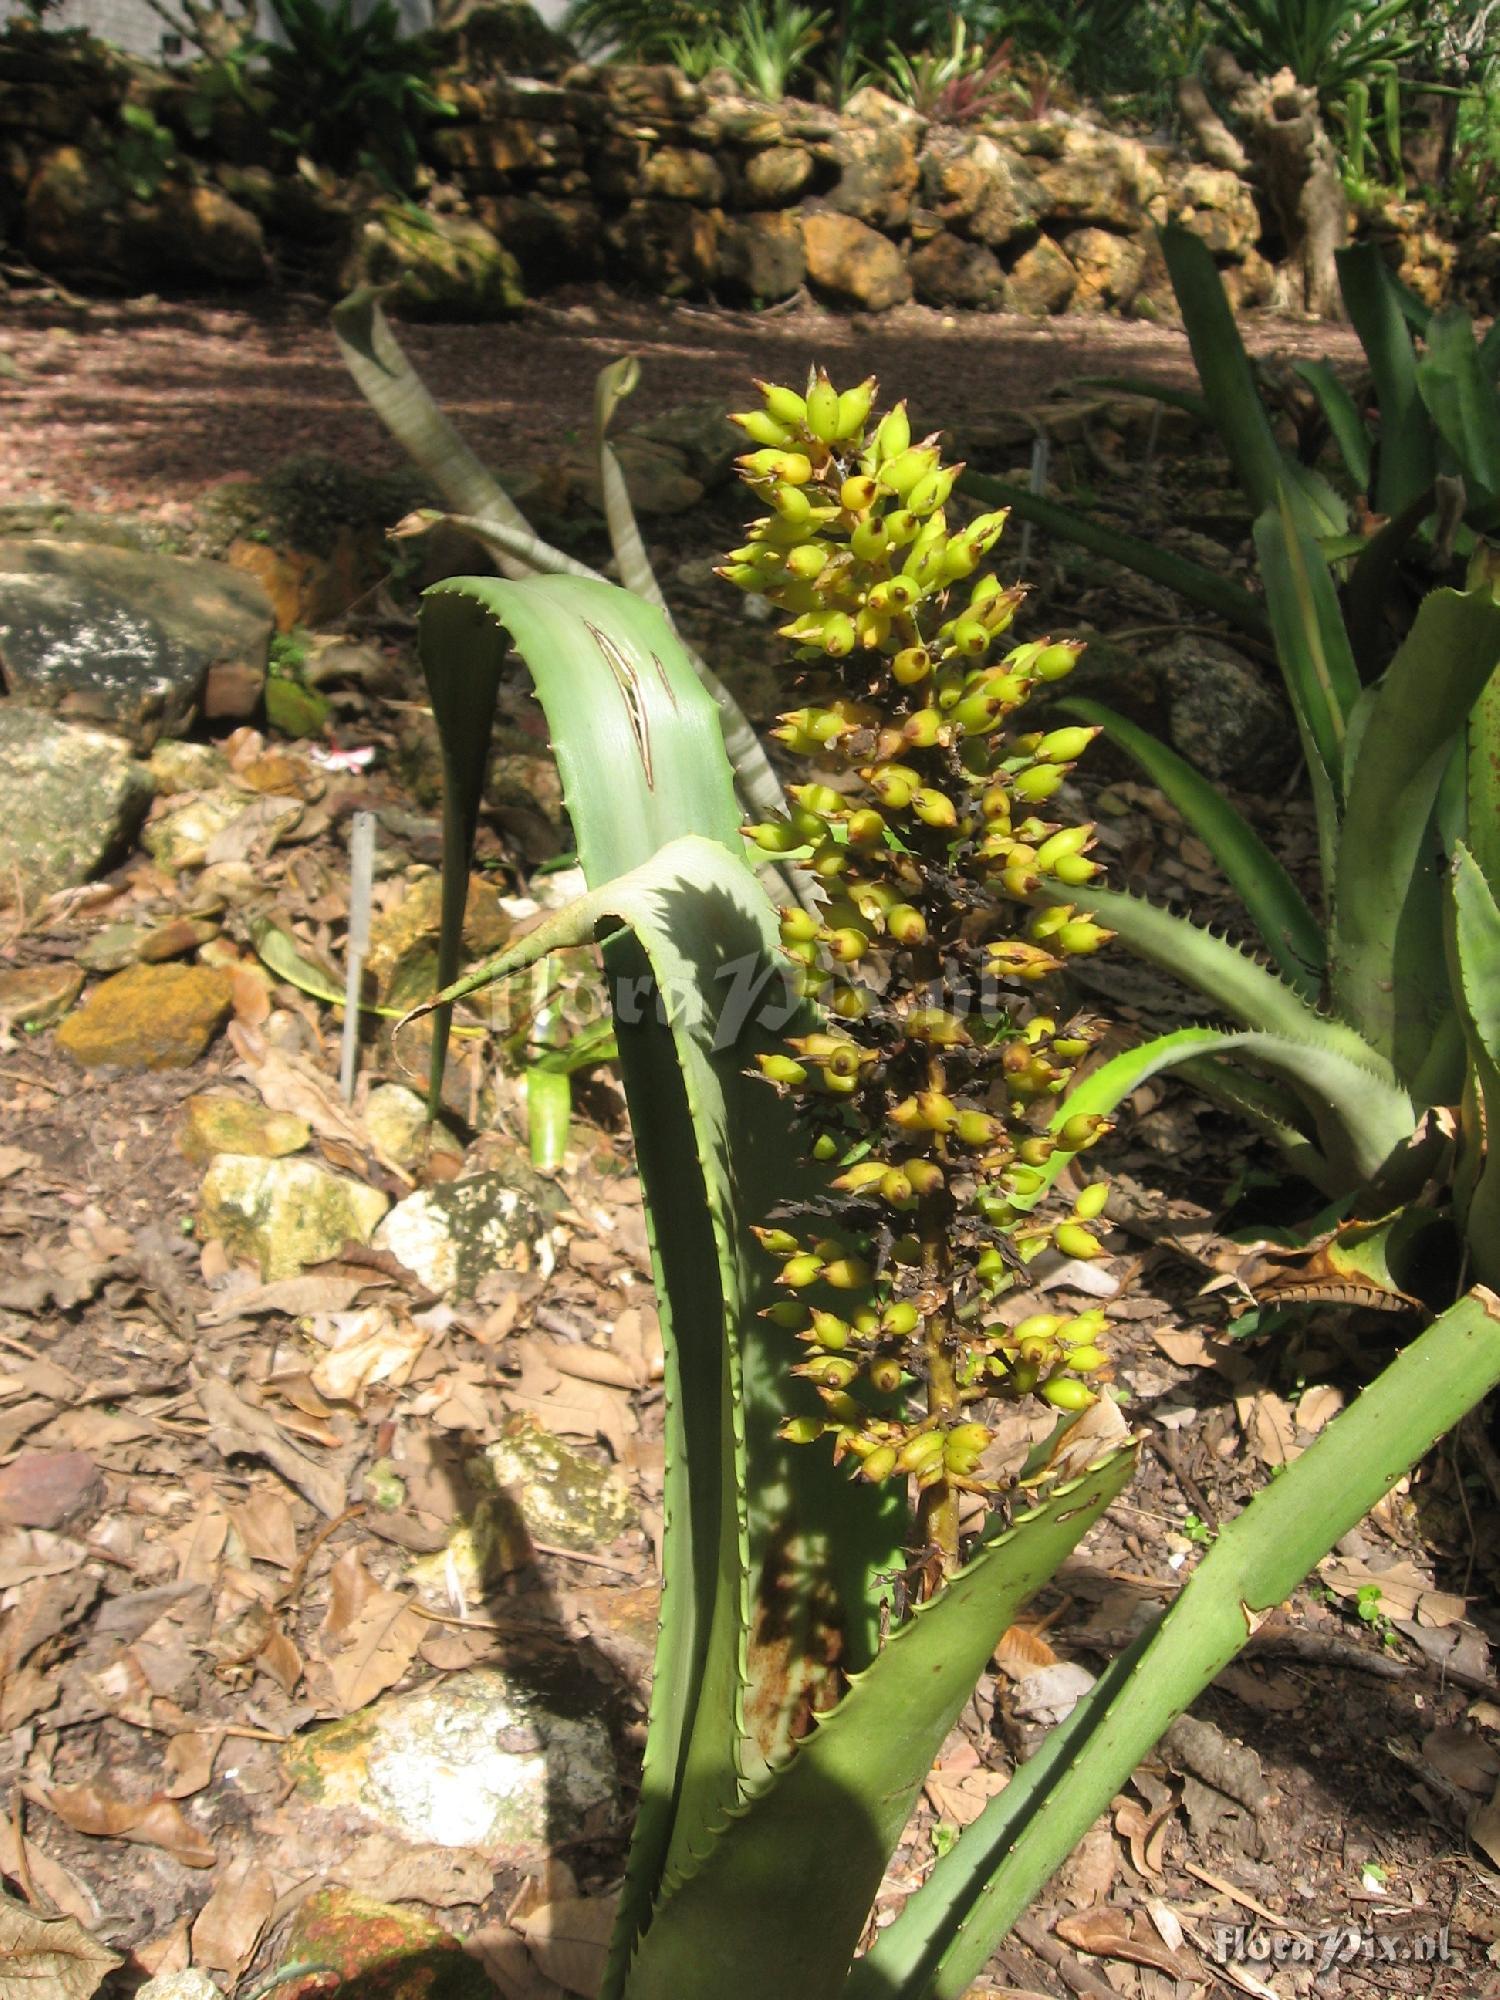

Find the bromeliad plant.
xmin=401 ymin=364 xmax=1500 ymax=1998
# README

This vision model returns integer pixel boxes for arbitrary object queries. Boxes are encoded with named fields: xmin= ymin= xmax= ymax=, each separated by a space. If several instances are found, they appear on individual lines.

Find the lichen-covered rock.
xmin=1171 ymin=162 xmax=1261 ymax=259
xmin=363 ymin=1084 xmax=463 ymax=1173
xmin=345 ymin=204 xmax=524 ymax=319
xmin=142 ymin=792 xmax=253 ymax=872
xmin=198 ymin=1155 xmax=389 ymax=1279
xmin=1061 ymin=226 xmax=1145 ymax=311
xmin=908 ymin=230 xmax=1005 ymax=307
xmin=1221 ymin=244 xmax=1277 ymax=310
xmin=605 ymin=198 xmax=720 ymax=296
xmin=134 ymin=1973 xmax=223 ymax=2000
xmin=0 ymin=709 xmax=151 ymax=904
xmin=716 ymin=207 xmax=805 ymax=300
xmin=374 ymin=1167 xmax=562 ymax=1297
xmin=0 ymin=963 xmax=83 ymax=1030
xmin=728 ymin=143 xmax=815 ymax=208
xmin=279 ymin=1887 xmax=494 ymax=2000
xmin=473 ymin=191 xmax=604 ymax=284
xmin=1019 ymin=125 xmax=1164 ymax=231
xmin=0 ymin=537 xmax=273 ymax=748
xmin=486 ymin=1415 xmax=634 ymax=1553
xmin=24 ymin=145 xmax=265 ymax=286
xmin=367 ymin=870 xmax=511 ymax=1011
xmin=640 ymin=144 xmax=724 ymax=204
xmin=57 ymin=962 xmax=234 ymax=1070
xmin=918 ymin=130 xmax=1042 ymax=247
xmin=1005 ymin=234 xmax=1077 ymax=314
xmin=179 ymin=1091 xmax=310 ymax=1164
xmin=826 ymin=108 xmax=919 ymax=230
xmin=285 ymin=1669 xmax=618 ymax=1856
xmin=802 ymin=209 xmax=910 ymax=311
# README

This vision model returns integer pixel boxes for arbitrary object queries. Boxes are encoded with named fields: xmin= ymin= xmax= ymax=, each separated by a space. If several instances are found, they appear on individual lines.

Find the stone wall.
xmin=0 ymin=9 xmax=1477 ymax=318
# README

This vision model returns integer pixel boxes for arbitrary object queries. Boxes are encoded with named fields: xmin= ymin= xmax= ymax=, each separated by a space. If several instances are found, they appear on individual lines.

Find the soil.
xmin=0 ymin=282 xmax=1496 ymax=2000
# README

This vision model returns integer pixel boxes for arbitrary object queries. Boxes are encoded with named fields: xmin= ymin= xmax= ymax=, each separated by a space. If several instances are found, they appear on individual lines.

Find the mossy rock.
xmin=346 ymin=203 xmax=524 ymax=320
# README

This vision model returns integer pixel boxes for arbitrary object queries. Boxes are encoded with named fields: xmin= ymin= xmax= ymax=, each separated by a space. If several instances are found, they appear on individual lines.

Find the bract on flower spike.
xmin=723 ymin=375 xmax=1116 ymax=1593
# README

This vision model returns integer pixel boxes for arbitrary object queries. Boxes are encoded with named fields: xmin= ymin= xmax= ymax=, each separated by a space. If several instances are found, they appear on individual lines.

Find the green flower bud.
xmin=1065 ymin=1344 xmax=1107 ymax=1373
xmin=1012 ymin=1312 xmax=1062 ymax=1344
xmin=912 ymin=787 xmax=958 ymax=828
xmin=809 ymin=1309 xmax=852 ymax=1348
xmin=1040 ymin=1377 xmax=1095 ymax=1411
xmin=756 ymin=1227 xmax=800 ymax=1256
xmin=1073 ymin=1182 xmax=1109 ymax=1221
xmin=895 ymin=1429 xmax=945 ymax=1473
xmin=733 ymin=408 xmax=794 ymax=447
xmin=758 ymin=1053 xmax=809 ymax=1087
xmin=887 ymin=903 xmax=927 ymax=945
xmin=870 ymin=402 xmax=911 ymax=464
xmin=758 ymin=380 xmax=807 ymax=427
xmin=904 ymin=1158 xmax=945 ymax=1196
xmin=882 ymin=1300 xmax=922 ymax=1337
xmin=835 ymin=376 xmax=877 ymax=438
xmin=780 ymin=1414 xmax=825 ymax=1444
xmin=850 ymin=515 xmax=890 ymax=562
xmin=805 ymin=371 xmax=842 ymax=443
xmin=867 ymin=1356 xmax=905 ymax=1394
xmin=1013 ymin=764 xmax=1065 ymax=803
xmin=1056 ymin=918 xmax=1112 ymax=954
xmin=1054 ymin=1221 xmax=1103 ymax=1259
xmin=1033 ymin=641 xmax=1084 ymax=680
xmin=779 ymin=1252 xmax=825 ymax=1288
xmin=824 ymin=1255 xmax=873 ymax=1289
xmin=1035 ymin=725 xmax=1097 ymax=763
xmin=879 ymin=1167 xmax=915 ymax=1207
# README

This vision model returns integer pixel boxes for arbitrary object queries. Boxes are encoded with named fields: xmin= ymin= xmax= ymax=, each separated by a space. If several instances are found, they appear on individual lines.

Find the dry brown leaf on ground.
xmin=36 ymin=1783 xmax=216 ymax=1867
xmin=994 ymin=1624 xmax=1059 ymax=1680
xmin=334 ymin=1832 xmax=492 ymax=1907
xmin=511 ymin=1339 xmax=634 ymax=1458
xmin=200 ymin=1271 xmax=375 ymax=1325
xmin=466 ymin=1925 xmax=569 ymax=2000
xmin=321 ymin=1547 xmax=379 ymax=1642
xmin=1295 ymin=1384 xmax=1344 ymax=1434
xmin=193 ymin=1369 xmax=347 ymax=1518
xmin=1320 ymin=1556 xmax=1467 ymax=1626
xmin=1234 ymin=1387 xmax=1299 ymax=1466
xmin=0 ymin=1889 xmax=120 ymax=2000
xmin=1468 ymin=1774 xmax=1500 ymax=1869
xmin=0 ymin=1820 xmax=97 ymax=1927
xmin=517 ymin=1895 xmax=618 ymax=1999
xmin=323 ymin=1586 xmax=425 ymax=1713
xmin=1054 ymin=1906 xmax=1195 ymax=1979
xmin=189 ymin=1857 xmax=276 ymax=1974
xmin=229 ymin=1490 xmax=299 ymax=1570
xmin=1042 ymin=1391 xmax=1132 ymax=1481
xmin=529 ymin=1338 xmax=638 ymax=1392
xmin=1423 ymin=1726 xmax=1500 ymax=1795
xmin=163 ymin=1730 xmax=221 ymax=1799
xmin=308 ymin=1306 xmax=428 ymax=1405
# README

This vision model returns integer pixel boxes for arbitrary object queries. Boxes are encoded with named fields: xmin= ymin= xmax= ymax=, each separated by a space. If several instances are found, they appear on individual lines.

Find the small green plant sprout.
xmin=720 ymin=369 xmax=1117 ymax=1573
xmin=1181 ymin=1511 xmax=1214 ymax=1546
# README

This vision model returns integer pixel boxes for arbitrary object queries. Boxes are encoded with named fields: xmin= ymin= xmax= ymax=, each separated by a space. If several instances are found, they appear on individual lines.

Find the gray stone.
xmin=363 ymin=1084 xmax=462 ymax=1173
xmin=826 ymin=114 xmax=919 ymax=231
xmin=909 ymin=230 xmax=1005 ymax=307
xmin=716 ymin=208 xmax=805 ymax=301
xmin=486 ymin=1416 xmax=635 ymax=1554
xmin=198 ymin=1156 xmax=389 ymax=1280
xmin=135 ymin=1975 xmax=222 ymax=2000
xmin=1160 ymin=635 xmax=1300 ymax=790
xmin=0 ymin=707 xmax=151 ymax=904
xmin=374 ymin=1167 xmax=562 ymax=1298
xmin=286 ymin=1668 xmax=618 ymax=1857
xmin=0 ymin=538 xmax=273 ymax=749
xmin=1006 ymin=235 xmax=1077 ymax=315
xmin=918 ymin=130 xmax=1043 ymax=247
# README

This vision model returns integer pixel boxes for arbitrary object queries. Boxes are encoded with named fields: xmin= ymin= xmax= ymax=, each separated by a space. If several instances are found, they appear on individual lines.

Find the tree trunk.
xmin=1201 ymin=47 xmax=1348 ymax=318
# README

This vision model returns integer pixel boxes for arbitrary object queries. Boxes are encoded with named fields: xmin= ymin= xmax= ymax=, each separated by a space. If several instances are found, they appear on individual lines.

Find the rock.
xmin=432 ymin=116 xmax=581 ymax=185
xmin=199 ymin=1155 xmax=388 ymax=1280
xmin=1160 ymin=635 xmax=1299 ymax=789
xmin=25 ymin=146 xmax=265 ymax=288
xmin=828 ymin=95 xmax=921 ymax=228
xmin=1006 ymin=234 xmax=1077 ymax=314
xmin=374 ymin=1167 xmax=561 ymax=1298
xmin=227 ymin=538 xmax=367 ymax=638
xmin=729 ymin=143 xmax=814 ymax=208
xmin=640 ymin=145 xmax=724 ymax=204
xmin=363 ymin=1084 xmax=463 ymax=1173
xmin=345 ymin=204 xmax=524 ymax=319
xmin=606 ymin=199 xmax=720 ymax=296
xmin=716 ymin=208 xmax=805 ymax=301
xmin=137 ymin=915 xmax=220 ymax=962
xmin=1062 ymin=226 xmax=1146 ymax=311
xmin=472 ymin=191 xmax=603 ymax=285
xmin=142 ymin=792 xmax=250 ymax=872
xmin=0 ymin=709 xmax=151 ymax=905
xmin=487 ymin=1415 xmax=634 ymax=1554
xmin=608 ymin=438 xmax=704 ymax=515
xmin=1025 ymin=126 xmax=1164 ymax=231
xmin=146 ymin=180 xmax=267 ymax=284
xmin=24 ymin=144 xmax=123 ymax=276
xmin=264 ymin=675 xmax=330 ymax=738
xmin=367 ymin=872 xmax=511 ymax=1012
xmin=801 ymin=210 xmax=910 ymax=311
xmin=0 ymin=1449 xmax=104 ymax=1529
xmin=1171 ymin=162 xmax=1261 ymax=259
xmin=1221 ymin=245 xmax=1277 ymax=310
xmin=179 ymin=1091 xmax=310 ymax=1165
xmin=56 ymin=962 xmax=234 ymax=1070
xmin=135 ymin=1974 xmax=223 ymax=2000
xmin=0 ymin=963 xmax=83 ymax=1029
xmin=909 ymin=230 xmax=1005 ymax=307
xmin=0 ymin=537 xmax=273 ymax=749
xmin=148 ymin=740 xmax=230 ymax=795
xmin=280 ymin=1888 xmax=493 ymax=2000
xmin=285 ymin=1669 xmax=618 ymax=1856
xmin=917 ymin=130 xmax=1042 ymax=247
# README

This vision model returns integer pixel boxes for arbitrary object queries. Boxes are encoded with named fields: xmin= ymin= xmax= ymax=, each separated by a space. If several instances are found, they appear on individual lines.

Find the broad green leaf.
xmin=1254 ymin=496 xmax=1360 ymax=800
xmin=1449 ymin=844 xmax=1500 ymax=1288
xmin=1417 ymin=310 xmax=1500 ymax=527
xmin=621 ymin=1449 xmax=1136 ymax=2000
xmin=1336 ymin=243 xmax=1435 ymax=519
xmin=1293 ymin=358 xmax=1373 ymax=493
xmin=1468 ymin=669 xmax=1500 ymax=899
xmin=1344 ymin=485 xmax=1435 ymax=670
xmin=1161 ymin=226 xmax=1345 ymax=535
xmin=1056 ymin=697 xmax=1323 ymax=994
xmin=850 ymin=1285 xmax=1500 ymax=2000
xmin=956 ymin=472 xmax=1268 ymax=641
xmin=1330 ymin=588 xmax=1500 ymax=1076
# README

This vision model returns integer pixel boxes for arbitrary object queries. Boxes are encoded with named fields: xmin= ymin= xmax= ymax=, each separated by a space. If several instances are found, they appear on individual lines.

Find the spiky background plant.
xmin=718 ymin=371 xmax=1119 ymax=1573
